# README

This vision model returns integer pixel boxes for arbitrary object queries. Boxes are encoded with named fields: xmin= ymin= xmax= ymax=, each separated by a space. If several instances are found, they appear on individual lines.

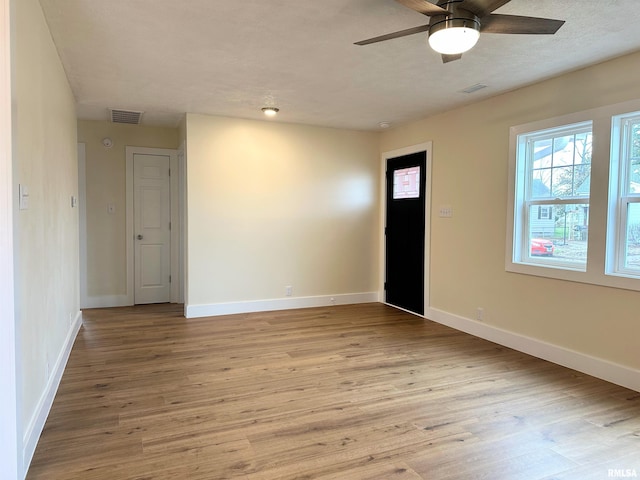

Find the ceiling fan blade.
xmin=442 ymin=53 xmax=462 ymax=63
xmin=480 ymin=14 xmax=565 ymax=34
xmin=395 ymin=0 xmax=449 ymax=16
xmin=461 ymin=0 xmax=511 ymax=18
xmin=354 ymin=24 xmax=430 ymax=46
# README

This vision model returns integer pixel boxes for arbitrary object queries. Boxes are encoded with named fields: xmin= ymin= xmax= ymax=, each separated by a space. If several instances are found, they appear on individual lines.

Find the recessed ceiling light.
xmin=262 ymin=107 xmax=279 ymax=117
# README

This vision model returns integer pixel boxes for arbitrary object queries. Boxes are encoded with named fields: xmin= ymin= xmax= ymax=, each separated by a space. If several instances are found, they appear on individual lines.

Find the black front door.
xmin=385 ymin=151 xmax=426 ymax=315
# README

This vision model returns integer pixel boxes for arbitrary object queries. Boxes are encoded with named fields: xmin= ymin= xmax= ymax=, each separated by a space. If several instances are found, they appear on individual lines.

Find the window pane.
xmin=574 ymin=165 xmax=591 ymax=196
xmin=532 ymin=138 xmax=552 ymax=169
xmin=624 ymin=203 xmax=640 ymax=270
xmin=631 ymin=122 xmax=640 ymax=158
xmin=628 ymin=122 xmax=640 ymax=192
xmin=393 ymin=166 xmax=420 ymax=199
xmin=531 ymin=169 xmax=551 ymax=198
xmin=629 ymin=158 xmax=640 ymax=193
xmin=552 ymin=135 xmax=573 ymax=166
xmin=551 ymin=166 xmax=574 ymax=197
xmin=528 ymin=203 xmax=589 ymax=267
xmin=529 ymin=130 xmax=592 ymax=200
xmin=575 ymin=131 xmax=593 ymax=163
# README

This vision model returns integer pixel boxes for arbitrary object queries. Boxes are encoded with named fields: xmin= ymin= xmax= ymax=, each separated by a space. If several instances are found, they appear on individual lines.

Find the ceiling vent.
xmin=110 ymin=109 xmax=143 ymax=125
xmin=460 ymin=84 xmax=487 ymax=94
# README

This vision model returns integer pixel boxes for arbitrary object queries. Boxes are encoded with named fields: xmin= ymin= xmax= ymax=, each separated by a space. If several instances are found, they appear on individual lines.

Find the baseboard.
xmin=22 ymin=310 xmax=82 ymax=474
xmin=426 ymin=307 xmax=640 ymax=393
xmin=185 ymin=292 xmax=378 ymax=318
xmin=81 ymin=294 xmax=130 ymax=309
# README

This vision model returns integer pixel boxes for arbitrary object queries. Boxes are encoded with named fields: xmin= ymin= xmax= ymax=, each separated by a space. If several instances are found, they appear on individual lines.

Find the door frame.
xmin=0 ymin=0 xmax=19 ymax=476
xmin=379 ymin=142 xmax=433 ymax=316
xmin=78 ymin=143 xmax=88 ymax=307
xmin=126 ymin=146 xmax=183 ymax=304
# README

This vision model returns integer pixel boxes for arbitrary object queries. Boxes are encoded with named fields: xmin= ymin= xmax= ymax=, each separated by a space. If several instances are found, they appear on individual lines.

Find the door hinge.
xmin=169 ymin=221 xmax=172 ymax=230
xmin=169 ymin=275 xmax=172 ymax=283
xmin=384 ymin=226 xmax=388 ymax=235
xmin=384 ymin=282 xmax=388 ymax=290
xmin=168 ymin=168 xmax=171 ymax=177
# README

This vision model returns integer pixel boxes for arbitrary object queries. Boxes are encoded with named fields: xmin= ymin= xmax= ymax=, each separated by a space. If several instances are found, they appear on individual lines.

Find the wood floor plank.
xmin=27 ymin=303 xmax=640 ymax=479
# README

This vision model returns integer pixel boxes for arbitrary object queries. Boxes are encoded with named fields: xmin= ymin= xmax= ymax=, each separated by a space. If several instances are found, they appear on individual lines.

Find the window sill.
xmin=506 ymin=260 xmax=640 ymax=292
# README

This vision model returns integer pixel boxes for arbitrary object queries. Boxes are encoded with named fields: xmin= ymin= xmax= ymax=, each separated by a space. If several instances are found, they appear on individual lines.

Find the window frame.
xmin=608 ymin=112 xmax=640 ymax=278
xmin=506 ymin=99 xmax=640 ymax=292
xmin=512 ymin=120 xmax=593 ymax=271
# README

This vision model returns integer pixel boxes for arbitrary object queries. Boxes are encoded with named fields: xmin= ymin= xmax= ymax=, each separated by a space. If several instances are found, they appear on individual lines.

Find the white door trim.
xmin=78 ymin=143 xmax=88 ymax=307
xmin=177 ymin=141 xmax=186 ymax=305
xmin=126 ymin=146 xmax=182 ymax=304
xmin=0 ymin=0 xmax=20 ymax=476
xmin=379 ymin=142 xmax=433 ymax=316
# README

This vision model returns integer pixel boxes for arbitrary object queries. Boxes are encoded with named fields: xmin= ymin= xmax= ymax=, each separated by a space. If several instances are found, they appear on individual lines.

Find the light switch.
xmin=439 ymin=205 xmax=453 ymax=218
xmin=19 ymin=184 xmax=29 ymax=210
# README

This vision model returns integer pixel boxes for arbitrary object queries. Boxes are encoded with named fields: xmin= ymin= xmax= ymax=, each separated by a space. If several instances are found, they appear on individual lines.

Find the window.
xmin=538 ymin=206 xmax=552 ymax=220
xmin=507 ymin=99 xmax=640 ymax=291
xmin=512 ymin=121 xmax=592 ymax=270
xmin=393 ymin=166 xmax=420 ymax=199
xmin=608 ymin=112 xmax=640 ymax=277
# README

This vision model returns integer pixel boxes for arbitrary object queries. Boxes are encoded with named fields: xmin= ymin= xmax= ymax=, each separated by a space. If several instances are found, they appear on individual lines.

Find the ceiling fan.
xmin=355 ymin=0 xmax=565 ymax=63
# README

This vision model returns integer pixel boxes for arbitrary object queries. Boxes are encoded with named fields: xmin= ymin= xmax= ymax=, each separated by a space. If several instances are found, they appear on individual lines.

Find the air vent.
xmin=460 ymin=83 xmax=487 ymax=94
xmin=110 ymin=109 xmax=143 ymax=125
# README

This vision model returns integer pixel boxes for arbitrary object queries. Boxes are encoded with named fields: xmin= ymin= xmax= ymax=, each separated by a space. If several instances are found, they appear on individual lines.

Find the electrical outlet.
xmin=330 ymin=297 xmax=336 ymax=305
xmin=285 ymin=286 xmax=292 ymax=297
xmin=476 ymin=307 xmax=484 ymax=321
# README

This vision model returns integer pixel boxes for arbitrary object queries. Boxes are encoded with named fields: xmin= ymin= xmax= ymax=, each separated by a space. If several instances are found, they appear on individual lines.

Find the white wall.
xmin=13 ymin=0 xmax=80 ymax=474
xmin=185 ymin=114 xmax=380 ymax=316
xmin=381 ymin=51 xmax=640 ymax=384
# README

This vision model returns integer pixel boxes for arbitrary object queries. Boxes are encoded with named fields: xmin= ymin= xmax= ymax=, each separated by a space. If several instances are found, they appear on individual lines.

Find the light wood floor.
xmin=27 ymin=303 xmax=640 ymax=480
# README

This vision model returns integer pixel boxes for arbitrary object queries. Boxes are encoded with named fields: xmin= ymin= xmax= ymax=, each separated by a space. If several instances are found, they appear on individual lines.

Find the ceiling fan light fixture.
xmin=261 ymin=107 xmax=279 ymax=117
xmin=428 ymin=13 xmax=480 ymax=55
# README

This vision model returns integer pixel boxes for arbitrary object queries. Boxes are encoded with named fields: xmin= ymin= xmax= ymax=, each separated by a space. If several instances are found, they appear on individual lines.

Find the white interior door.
xmin=134 ymin=153 xmax=171 ymax=304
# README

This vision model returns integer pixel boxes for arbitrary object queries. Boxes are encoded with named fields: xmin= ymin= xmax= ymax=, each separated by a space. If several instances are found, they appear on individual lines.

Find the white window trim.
xmin=608 ymin=112 xmax=640 ymax=278
xmin=506 ymin=98 xmax=640 ymax=292
xmin=510 ymin=118 xmax=593 ymax=272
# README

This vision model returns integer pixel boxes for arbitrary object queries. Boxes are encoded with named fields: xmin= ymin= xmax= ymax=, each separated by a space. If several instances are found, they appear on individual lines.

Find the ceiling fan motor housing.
xmin=428 ymin=2 xmax=480 ymax=55
xmin=429 ymin=3 xmax=480 ymax=37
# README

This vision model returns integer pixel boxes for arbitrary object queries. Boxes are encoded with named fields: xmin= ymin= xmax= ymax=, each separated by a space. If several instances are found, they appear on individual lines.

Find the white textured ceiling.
xmin=38 ymin=0 xmax=640 ymax=131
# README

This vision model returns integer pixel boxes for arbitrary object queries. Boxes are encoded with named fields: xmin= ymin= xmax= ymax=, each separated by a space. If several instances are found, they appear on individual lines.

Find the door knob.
xmin=137 ymin=234 xmax=143 ymax=240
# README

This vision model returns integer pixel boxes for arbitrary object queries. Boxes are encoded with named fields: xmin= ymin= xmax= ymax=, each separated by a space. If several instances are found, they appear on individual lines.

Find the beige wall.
xmin=185 ymin=114 xmax=380 ymax=308
xmin=380 ymin=51 xmax=640 ymax=372
xmin=77 ymin=121 xmax=178 ymax=300
xmin=13 ymin=0 xmax=78 ymax=468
